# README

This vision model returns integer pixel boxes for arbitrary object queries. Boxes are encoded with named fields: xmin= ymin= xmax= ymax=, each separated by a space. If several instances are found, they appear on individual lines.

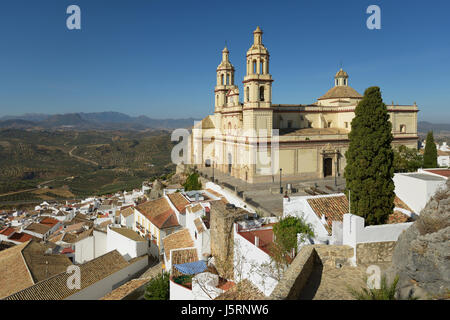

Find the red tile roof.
xmin=237 ymin=228 xmax=274 ymax=256
xmin=39 ymin=217 xmax=59 ymax=228
xmin=7 ymin=232 xmax=33 ymax=243
xmin=167 ymin=193 xmax=190 ymax=213
xmin=0 ymin=227 xmax=16 ymax=237
xmin=424 ymin=169 xmax=450 ymax=178
xmin=136 ymin=198 xmax=179 ymax=229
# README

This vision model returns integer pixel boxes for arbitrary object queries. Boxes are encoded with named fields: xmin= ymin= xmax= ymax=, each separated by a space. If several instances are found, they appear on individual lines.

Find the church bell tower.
xmin=214 ymin=46 xmax=238 ymax=113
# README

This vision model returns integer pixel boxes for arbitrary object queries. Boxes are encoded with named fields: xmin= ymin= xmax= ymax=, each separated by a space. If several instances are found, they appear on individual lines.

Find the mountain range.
xmin=0 ymin=112 xmax=200 ymax=130
xmin=0 ymin=112 xmax=449 ymax=133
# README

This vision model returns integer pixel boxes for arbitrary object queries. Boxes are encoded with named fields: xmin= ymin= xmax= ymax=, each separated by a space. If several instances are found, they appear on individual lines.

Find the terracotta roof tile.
xmin=136 ymin=198 xmax=179 ymax=229
xmin=167 ymin=193 xmax=190 ymax=213
xmin=109 ymin=227 xmax=146 ymax=242
xmin=120 ymin=207 xmax=134 ymax=218
xmin=307 ymin=195 xmax=348 ymax=234
xmin=100 ymin=278 xmax=149 ymax=300
xmin=194 ymin=218 xmax=205 ymax=233
xmin=163 ymin=229 xmax=194 ymax=258
xmin=5 ymin=250 xmax=131 ymax=300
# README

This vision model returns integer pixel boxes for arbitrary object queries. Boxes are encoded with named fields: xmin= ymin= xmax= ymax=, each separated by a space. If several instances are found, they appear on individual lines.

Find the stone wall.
xmin=209 ymin=201 xmax=247 ymax=279
xmin=269 ymin=244 xmax=354 ymax=300
xmin=356 ymin=241 xmax=396 ymax=265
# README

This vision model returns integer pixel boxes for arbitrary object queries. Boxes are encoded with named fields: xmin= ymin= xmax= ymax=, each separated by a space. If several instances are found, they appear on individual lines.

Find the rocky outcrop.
xmin=387 ymin=179 xmax=450 ymax=299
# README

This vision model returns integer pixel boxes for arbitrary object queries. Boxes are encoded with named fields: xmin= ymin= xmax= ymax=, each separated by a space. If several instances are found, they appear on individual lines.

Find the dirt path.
xmin=0 ymin=179 xmax=55 ymax=197
xmin=68 ymin=146 xmax=99 ymax=166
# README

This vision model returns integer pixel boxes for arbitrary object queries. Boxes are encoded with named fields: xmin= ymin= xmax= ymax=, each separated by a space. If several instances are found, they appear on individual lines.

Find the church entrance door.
xmin=323 ymin=158 xmax=332 ymax=177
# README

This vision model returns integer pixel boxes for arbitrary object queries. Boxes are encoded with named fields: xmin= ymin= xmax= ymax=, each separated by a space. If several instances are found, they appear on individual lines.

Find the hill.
xmin=0 ymin=112 xmax=199 ymax=131
xmin=0 ymin=129 xmax=176 ymax=206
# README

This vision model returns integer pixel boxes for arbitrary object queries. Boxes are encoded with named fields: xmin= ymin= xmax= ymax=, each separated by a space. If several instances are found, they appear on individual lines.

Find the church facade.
xmin=189 ymin=27 xmax=418 ymax=183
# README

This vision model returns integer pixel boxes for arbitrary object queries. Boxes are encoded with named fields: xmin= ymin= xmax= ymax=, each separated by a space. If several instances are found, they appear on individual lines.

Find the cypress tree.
xmin=344 ymin=87 xmax=395 ymax=225
xmin=423 ymin=131 xmax=438 ymax=168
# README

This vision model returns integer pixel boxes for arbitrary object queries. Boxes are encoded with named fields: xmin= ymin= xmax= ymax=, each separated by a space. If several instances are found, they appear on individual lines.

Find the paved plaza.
xmin=198 ymin=167 xmax=347 ymax=217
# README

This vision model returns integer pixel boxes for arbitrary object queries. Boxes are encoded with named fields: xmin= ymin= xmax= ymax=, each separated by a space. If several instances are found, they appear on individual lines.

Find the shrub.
xmin=144 ymin=272 xmax=170 ymax=300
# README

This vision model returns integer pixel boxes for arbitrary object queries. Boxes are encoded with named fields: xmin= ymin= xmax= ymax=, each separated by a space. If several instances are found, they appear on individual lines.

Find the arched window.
xmin=259 ymin=86 xmax=265 ymax=101
xmin=226 ymin=74 xmax=230 ymax=85
xmin=400 ymin=124 xmax=406 ymax=133
xmin=253 ymin=60 xmax=257 ymax=74
xmin=343 ymin=79 xmax=347 ymax=86
xmin=216 ymin=95 xmax=218 ymax=105
xmin=245 ymin=87 xmax=249 ymax=102
xmin=221 ymin=74 xmax=224 ymax=85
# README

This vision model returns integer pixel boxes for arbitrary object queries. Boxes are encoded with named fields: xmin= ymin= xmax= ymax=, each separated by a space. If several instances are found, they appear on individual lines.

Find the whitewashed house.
xmin=106 ymin=226 xmax=148 ymax=261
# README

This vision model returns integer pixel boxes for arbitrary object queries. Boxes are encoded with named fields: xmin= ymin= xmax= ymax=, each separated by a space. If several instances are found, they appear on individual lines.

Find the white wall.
xmin=233 ymin=224 xmax=279 ymax=297
xmin=75 ymin=236 xmax=94 ymax=264
xmin=170 ymin=279 xmax=194 ymax=300
xmin=205 ymin=182 xmax=255 ymax=213
xmin=74 ymin=230 xmax=107 ymax=264
xmin=394 ymin=173 xmax=447 ymax=214
xmin=66 ymin=257 xmax=148 ymax=300
xmin=106 ymin=227 xmax=148 ymax=261
xmin=342 ymin=213 xmax=413 ymax=265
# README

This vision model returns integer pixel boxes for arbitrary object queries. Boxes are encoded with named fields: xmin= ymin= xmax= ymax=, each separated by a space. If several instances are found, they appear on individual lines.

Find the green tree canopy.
xmin=272 ymin=216 xmax=314 ymax=255
xmin=393 ymin=145 xmax=423 ymax=172
xmin=423 ymin=131 xmax=438 ymax=168
xmin=183 ymin=172 xmax=202 ymax=191
xmin=144 ymin=272 xmax=170 ymax=300
xmin=344 ymin=86 xmax=395 ymax=225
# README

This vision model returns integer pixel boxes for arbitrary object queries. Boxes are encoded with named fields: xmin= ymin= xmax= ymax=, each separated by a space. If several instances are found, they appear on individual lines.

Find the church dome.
xmin=318 ymin=86 xmax=362 ymax=100
xmin=335 ymin=68 xmax=348 ymax=78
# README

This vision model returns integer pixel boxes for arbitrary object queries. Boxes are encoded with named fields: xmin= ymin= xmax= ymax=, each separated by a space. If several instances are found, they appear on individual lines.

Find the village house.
xmin=4 ymin=250 xmax=148 ymax=300
xmin=0 ymin=241 xmax=72 ymax=299
xmin=106 ymin=226 xmax=148 ymax=261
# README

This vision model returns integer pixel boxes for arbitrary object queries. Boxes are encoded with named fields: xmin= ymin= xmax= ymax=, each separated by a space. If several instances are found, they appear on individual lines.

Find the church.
xmin=189 ymin=26 xmax=418 ymax=183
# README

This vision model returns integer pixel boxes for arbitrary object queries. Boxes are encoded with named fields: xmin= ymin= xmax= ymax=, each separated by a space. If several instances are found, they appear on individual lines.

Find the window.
xmin=226 ymin=74 xmax=230 ymax=85
xmin=400 ymin=124 xmax=406 ymax=133
xmin=308 ymin=121 xmax=312 ymax=128
xmin=287 ymin=120 xmax=292 ymax=128
xmin=245 ymin=87 xmax=249 ymax=102
xmin=259 ymin=86 xmax=265 ymax=101
xmin=327 ymin=121 xmax=332 ymax=128
xmin=195 ymin=231 xmax=197 ymax=239
xmin=260 ymin=60 xmax=264 ymax=74
xmin=345 ymin=122 xmax=348 ymax=128
xmin=221 ymin=74 xmax=224 ymax=85
xmin=253 ymin=60 xmax=257 ymax=74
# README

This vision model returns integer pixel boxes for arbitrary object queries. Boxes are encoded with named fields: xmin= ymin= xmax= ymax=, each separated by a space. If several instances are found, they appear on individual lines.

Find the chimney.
xmin=255 ymin=236 xmax=259 ymax=247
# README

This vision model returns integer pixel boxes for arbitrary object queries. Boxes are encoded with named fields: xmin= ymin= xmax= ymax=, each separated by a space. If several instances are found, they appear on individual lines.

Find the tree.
xmin=144 ymin=271 xmax=170 ymax=300
xmin=272 ymin=216 xmax=314 ymax=257
xmin=183 ymin=172 xmax=202 ymax=191
xmin=393 ymin=145 xmax=423 ymax=172
xmin=344 ymin=86 xmax=395 ymax=225
xmin=423 ymin=131 xmax=438 ymax=168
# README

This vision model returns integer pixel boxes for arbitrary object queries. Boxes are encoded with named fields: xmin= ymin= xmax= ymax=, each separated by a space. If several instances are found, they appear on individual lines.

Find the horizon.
xmin=0 ymin=0 xmax=449 ymax=122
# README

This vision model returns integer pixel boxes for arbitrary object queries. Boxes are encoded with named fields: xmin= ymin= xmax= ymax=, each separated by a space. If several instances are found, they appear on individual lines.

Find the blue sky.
xmin=0 ymin=0 xmax=449 ymax=122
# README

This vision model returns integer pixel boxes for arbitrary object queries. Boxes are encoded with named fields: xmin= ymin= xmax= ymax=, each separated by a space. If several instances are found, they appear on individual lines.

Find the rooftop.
xmin=167 ymin=192 xmax=191 ymax=213
xmin=109 ymin=227 xmax=146 ymax=242
xmin=100 ymin=278 xmax=149 ymax=300
xmin=162 ymin=228 xmax=194 ymax=258
xmin=405 ymin=173 xmax=447 ymax=181
xmin=5 ymin=250 xmax=134 ymax=300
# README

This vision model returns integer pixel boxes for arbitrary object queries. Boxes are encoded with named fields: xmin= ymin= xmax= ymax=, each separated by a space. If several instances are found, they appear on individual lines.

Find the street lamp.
xmin=279 ymin=168 xmax=283 ymax=194
xmin=334 ymin=160 xmax=337 ymax=187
